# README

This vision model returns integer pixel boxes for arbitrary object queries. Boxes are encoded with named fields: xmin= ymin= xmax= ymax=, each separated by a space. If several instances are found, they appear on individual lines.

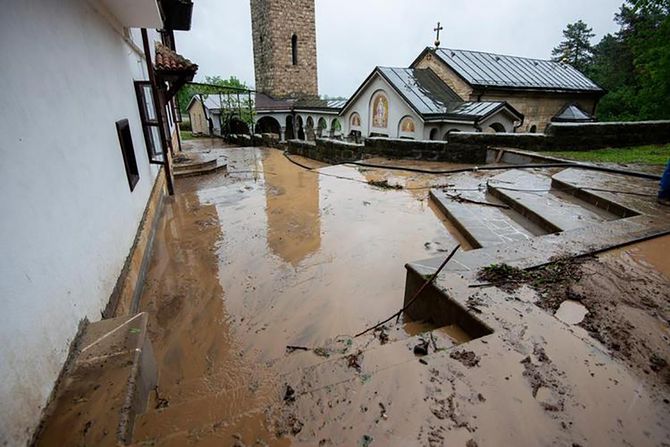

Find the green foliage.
xmin=551 ymin=20 xmax=595 ymax=72
xmin=546 ymin=144 xmax=670 ymax=165
xmin=177 ymin=75 xmax=250 ymax=115
xmin=555 ymin=1 xmax=670 ymax=121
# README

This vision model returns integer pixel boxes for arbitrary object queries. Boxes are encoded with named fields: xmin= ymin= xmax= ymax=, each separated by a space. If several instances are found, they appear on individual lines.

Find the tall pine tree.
xmin=551 ymin=20 xmax=595 ymax=72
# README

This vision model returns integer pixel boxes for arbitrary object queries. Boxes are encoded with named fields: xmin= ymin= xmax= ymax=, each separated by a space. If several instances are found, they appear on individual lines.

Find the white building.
xmin=340 ymin=66 xmax=524 ymax=141
xmin=0 ymin=1 xmax=195 ymax=444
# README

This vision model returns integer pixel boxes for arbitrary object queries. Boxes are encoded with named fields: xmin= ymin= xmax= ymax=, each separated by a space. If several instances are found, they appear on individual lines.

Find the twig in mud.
xmin=354 ymin=244 xmax=461 ymax=338
xmin=286 ymin=345 xmax=310 ymax=353
xmin=429 ymin=332 xmax=439 ymax=352
xmin=444 ymin=193 xmax=509 ymax=209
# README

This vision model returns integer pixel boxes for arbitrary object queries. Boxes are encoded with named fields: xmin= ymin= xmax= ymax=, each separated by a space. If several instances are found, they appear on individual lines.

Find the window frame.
xmin=134 ymin=80 xmax=165 ymax=165
xmin=115 ymin=119 xmax=140 ymax=192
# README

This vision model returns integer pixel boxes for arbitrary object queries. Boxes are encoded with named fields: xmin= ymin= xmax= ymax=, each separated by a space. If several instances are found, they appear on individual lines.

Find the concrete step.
xmin=174 ymin=159 xmax=227 ymax=178
xmin=488 ymin=169 xmax=618 ymax=233
xmin=551 ymin=168 xmax=662 ymax=217
xmin=430 ymin=188 xmax=543 ymax=248
xmin=173 ymin=158 xmax=218 ymax=173
xmin=34 ymin=313 xmax=157 ymax=446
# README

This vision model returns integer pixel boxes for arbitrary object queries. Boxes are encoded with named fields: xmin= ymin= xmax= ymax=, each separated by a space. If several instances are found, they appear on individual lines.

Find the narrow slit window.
xmin=115 ymin=119 xmax=140 ymax=191
xmin=291 ymin=34 xmax=298 ymax=65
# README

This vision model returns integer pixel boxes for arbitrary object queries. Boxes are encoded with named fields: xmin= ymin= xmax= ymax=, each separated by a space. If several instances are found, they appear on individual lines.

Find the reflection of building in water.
xmin=263 ymin=150 xmax=321 ymax=265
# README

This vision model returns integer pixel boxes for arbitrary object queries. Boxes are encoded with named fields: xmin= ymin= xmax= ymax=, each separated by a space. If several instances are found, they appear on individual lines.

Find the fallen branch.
xmin=286 ymin=345 xmax=310 ymax=353
xmin=354 ymin=244 xmax=460 ymax=338
xmin=444 ymin=193 xmax=509 ymax=209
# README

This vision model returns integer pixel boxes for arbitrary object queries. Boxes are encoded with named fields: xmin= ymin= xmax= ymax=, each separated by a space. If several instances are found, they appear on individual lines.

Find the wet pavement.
xmin=134 ymin=140 xmax=476 ymax=445
xmin=133 ymin=139 xmax=670 ymax=446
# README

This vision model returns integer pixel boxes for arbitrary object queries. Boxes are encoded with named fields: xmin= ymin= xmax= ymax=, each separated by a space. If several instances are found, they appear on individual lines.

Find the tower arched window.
xmin=291 ymin=34 xmax=298 ymax=65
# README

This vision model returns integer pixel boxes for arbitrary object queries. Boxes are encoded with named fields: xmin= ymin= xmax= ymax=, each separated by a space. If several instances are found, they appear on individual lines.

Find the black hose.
xmin=348 ymin=160 xmax=662 ymax=181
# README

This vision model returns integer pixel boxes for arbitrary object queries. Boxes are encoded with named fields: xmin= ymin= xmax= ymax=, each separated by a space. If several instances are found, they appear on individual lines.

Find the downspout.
xmin=141 ymin=28 xmax=175 ymax=195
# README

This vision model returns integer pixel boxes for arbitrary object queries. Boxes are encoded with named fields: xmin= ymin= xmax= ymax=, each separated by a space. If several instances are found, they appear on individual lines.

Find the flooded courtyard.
xmin=135 ymin=140 xmax=473 ymax=445
xmin=131 ymin=139 xmax=670 ymax=447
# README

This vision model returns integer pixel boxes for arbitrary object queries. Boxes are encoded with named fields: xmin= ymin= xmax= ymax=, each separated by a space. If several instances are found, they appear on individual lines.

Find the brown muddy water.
xmin=134 ymin=143 xmax=473 ymax=445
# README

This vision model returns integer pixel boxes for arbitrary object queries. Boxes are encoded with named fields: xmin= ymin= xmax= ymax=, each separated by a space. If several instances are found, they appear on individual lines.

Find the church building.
xmin=341 ymin=45 xmax=605 ymax=141
xmin=250 ymin=3 xmax=605 ymax=142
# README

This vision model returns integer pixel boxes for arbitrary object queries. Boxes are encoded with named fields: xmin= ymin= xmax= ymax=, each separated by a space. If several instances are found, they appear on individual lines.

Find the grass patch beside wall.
xmin=546 ymin=144 xmax=670 ymax=165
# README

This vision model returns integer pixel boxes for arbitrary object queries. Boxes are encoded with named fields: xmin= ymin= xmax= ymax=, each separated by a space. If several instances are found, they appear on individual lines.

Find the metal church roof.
xmin=377 ymin=66 xmax=462 ymax=115
xmin=430 ymin=48 xmax=603 ymax=92
xmin=376 ymin=67 xmax=520 ymax=121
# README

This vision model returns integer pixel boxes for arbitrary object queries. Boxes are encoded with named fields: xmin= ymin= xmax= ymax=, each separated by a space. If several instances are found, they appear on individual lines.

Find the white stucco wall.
xmin=342 ymin=75 xmax=423 ymax=139
xmin=0 ymin=1 xmax=161 ymax=444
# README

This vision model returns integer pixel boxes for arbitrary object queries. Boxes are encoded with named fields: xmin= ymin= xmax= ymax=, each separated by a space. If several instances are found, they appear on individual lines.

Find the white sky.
xmin=175 ymin=0 xmax=624 ymax=98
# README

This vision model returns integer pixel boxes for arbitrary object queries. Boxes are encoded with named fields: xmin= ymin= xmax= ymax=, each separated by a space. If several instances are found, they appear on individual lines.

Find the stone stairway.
xmin=431 ymin=168 xmax=623 ymax=248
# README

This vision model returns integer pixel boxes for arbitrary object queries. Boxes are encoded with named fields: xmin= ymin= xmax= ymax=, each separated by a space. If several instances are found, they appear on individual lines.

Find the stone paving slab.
xmin=489 ymin=169 xmax=616 ymax=233
xmin=430 ymin=188 xmax=537 ymax=248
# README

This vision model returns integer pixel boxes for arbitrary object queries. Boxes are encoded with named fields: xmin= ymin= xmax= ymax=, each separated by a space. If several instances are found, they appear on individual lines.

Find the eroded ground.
xmin=134 ymin=139 xmax=670 ymax=446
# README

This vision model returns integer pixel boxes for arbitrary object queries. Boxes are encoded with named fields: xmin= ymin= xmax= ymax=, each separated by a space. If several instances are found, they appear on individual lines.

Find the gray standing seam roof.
xmin=433 ymin=48 xmax=603 ymax=92
xmin=377 ymin=67 xmax=515 ymax=120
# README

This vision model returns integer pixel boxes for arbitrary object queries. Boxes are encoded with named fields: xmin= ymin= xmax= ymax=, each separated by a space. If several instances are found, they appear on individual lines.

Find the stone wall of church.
xmin=477 ymin=91 xmax=599 ymax=133
xmin=250 ymin=0 xmax=318 ymax=99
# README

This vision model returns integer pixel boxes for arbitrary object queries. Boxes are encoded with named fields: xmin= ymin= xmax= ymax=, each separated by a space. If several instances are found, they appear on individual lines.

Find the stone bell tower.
xmin=250 ymin=0 xmax=319 ymax=99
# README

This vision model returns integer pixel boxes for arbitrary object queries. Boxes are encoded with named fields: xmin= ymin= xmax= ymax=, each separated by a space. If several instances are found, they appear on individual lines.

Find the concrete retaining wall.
xmin=287 ymin=137 xmax=487 ymax=164
xmin=449 ymin=120 xmax=670 ymax=151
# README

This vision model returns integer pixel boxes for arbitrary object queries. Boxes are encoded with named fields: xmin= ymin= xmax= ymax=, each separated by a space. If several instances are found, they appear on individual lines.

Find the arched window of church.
xmin=370 ymin=92 xmax=389 ymax=129
xmin=350 ymin=112 xmax=361 ymax=128
xmin=291 ymin=34 xmax=298 ymax=65
xmin=398 ymin=116 xmax=416 ymax=137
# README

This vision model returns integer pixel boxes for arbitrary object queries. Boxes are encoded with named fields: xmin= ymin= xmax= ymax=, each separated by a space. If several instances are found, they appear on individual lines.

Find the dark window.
xmin=291 ymin=34 xmax=298 ymax=65
xmin=134 ymin=81 xmax=165 ymax=164
xmin=529 ymin=125 xmax=537 ymax=133
xmin=115 ymin=119 xmax=140 ymax=191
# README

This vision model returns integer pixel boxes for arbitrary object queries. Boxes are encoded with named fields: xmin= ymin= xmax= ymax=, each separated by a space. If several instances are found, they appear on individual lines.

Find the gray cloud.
xmin=176 ymin=0 xmax=623 ymax=98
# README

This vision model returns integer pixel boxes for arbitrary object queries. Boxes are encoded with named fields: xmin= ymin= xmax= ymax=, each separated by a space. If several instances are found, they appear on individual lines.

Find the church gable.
xmin=341 ymin=70 xmax=423 ymax=139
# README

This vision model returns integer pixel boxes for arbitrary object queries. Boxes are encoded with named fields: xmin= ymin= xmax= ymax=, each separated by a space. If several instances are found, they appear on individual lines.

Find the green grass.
xmin=179 ymin=131 xmax=196 ymax=141
xmin=546 ymin=144 xmax=670 ymax=165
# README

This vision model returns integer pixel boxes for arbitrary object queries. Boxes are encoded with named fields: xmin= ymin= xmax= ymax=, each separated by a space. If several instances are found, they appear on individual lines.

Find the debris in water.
xmin=449 ymin=350 xmax=480 ymax=368
xmin=413 ymin=338 xmax=429 ymax=356
xmin=367 ymin=179 xmax=403 ymax=190
xmin=360 ymin=434 xmax=374 ymax=446
xmin=346 ymin=350 xmax=363 ymax=370
xmin=313 ymin=347 xmax=330 ymax=358
xmin=379 ymin=403 xmax=388 ymax=420
xmin=283 ymin=384 xmax=296 ymax=403
xmin=286 ymin=345 xmax=310 ymax=353
xmin=373 ymin=326 xmax=389 ymax=345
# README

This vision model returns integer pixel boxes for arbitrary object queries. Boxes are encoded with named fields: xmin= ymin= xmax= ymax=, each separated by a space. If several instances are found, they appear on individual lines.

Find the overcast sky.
xmin=175 ymin=0 xmax=624 ymax=98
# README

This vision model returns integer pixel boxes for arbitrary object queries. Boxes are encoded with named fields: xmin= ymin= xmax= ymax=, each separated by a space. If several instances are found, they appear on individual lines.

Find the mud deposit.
xmin=574 ymin=237 xmax=670 ymax=390
xmin=134 ymin=141 xmax=474 ymax=445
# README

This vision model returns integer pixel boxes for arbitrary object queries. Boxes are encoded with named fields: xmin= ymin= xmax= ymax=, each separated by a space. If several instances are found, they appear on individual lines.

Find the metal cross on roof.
xmin=434 ymin=22 xmax=443 ymax=48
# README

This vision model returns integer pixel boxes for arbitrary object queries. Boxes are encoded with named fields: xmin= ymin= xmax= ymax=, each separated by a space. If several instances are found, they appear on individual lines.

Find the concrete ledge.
xmin=33 ymin=313 xmax=157 ymax=446
xmin=450 ymin=120 xmax=670 ymax=151
xmin=364 ymin=137 xmax=487 ymax=163
xmin=104 ymin=172 xmax=166 ymax=318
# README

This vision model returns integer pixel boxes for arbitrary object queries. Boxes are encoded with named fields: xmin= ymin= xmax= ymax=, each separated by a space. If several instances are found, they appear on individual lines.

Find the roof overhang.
xmin=97 ymin=0 xmax=163 ymax=28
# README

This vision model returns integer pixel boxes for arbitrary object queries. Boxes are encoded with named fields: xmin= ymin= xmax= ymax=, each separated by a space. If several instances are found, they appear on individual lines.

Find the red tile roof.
xmin=154 ymin=42 xmax=198 ymax=73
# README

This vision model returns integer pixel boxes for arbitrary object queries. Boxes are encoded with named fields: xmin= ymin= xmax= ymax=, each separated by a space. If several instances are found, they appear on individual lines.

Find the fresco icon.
xmin=371 ymin=93 xmax=388 ymax=128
